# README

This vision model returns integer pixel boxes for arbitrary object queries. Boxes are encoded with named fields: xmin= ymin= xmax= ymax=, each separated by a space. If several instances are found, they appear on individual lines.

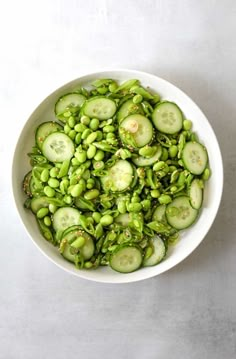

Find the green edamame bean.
xmin=86 ymin=132 xmax=98 ymax=144
xmin=127 ymin=203 xmax=142 ymax=212
xmin=133 ymin=94 xmax=143 ymax=104
xmin=79 ymin=178 xmax=86 ymax=190
xmin=158 ymin=194 xmax=172 ymax=204
xmin=169 ymin=145 xmax=178 ymax=158
xmin=131 ymin=195 xmax=141 ymax=203
xmin=37 ymin=207 xmax=49 ymax=219
xmin=63 ymin=111 xmax=71 ymax=118
xmin=160 ymin=147 xmax=169 ymax=161
xmin=84 ymin=261 xmax=93 ymax=269
xmin=49 ymin=204 xmax=57 ymax=214
xmin=44 ymin=216 xmax=52 ymax=227
xmin=141 ymin=199 xmax=151 ymax=211
xmin=68 ymin=116 xmax=76 ymax=128
xmin=87 ymin=144 xmax=97 ymax=159
xmin=92 ymin=212 xmax=101 ymax=223
xmin=71 ymin=157 xmax=81 ymax=166
xmin=50 ymin=167 xmax=59 ymax=178
xmin=94 ymin=150 xmax=105 ymax=161
xmin=144 ymin=246 xmax=153 ymax=259
xmin=89 ymin=118 xmax=100 ymax=131
xmin=75 ymin=123 xmax=87 ymax=132
xmin=183 ymin=119 xmax=192 ymax=131
xmin=48 ymin=178 xmax=60 ymax=188
xmin=60 ymin=179 xmax=69 ymax=194
xmin=86 ymin=178 xmax=95 ymax=189
xmin=118 ymin=200 xmax=127 ymax=214
xmin=69 ymin=129 xmax=76 ymax=140
xmin=177 ymin=172 xmax=186 ymax=186
xmin=40 ymin=169 xmax=49 ymax=182
xmin=139 ymin=146 xmax=156 ymax=158
xmin=71 ymin=184 xmax=84 ymax=197
xmin=100 ymin=215 xmax=113 ymax=226
xmin=81 ymin=128 xmax=92 ymax=140
xmin=63 ymin=195 xmax=72 ymax=204
xmin=75 ymin=133 xmax=82 ymax=145
xmin=63 ymin=124 xmax=70 ymax=134
xmin=170 ymin=186 xmax=178 ymax=193
xmin=84 ymin=189 xmax=100 ymax=200
xmin=109 ymin=82 xmax=118 ymax=93
xmin=106 ymin=133 xmax=115 ymax=140
xmin=202 ymin=168 xmax=211 ymax=181
xmin=80 ymin=115 xmax=90 ymax=126
xmin=75 ymin=150 xmax=87 ymax=163
xmin=71 ymin=236 xmax=85 ymax=249
xmin=153 ymin=161 xmax=165 ymax=171
xmin=95 ymin=223 xmax=103 ymax=238
xmin=150 ymin=189 xmax=160 ymax=198
xmin=103 ymin=125 xmax=115 ymax=133
xmin=44 ymin=185 xmax=55 ymax=197
xmin=169 ymin=165 xmax=177 ymax=173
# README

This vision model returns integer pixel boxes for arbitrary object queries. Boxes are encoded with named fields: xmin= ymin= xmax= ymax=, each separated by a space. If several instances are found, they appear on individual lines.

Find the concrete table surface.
xmin=0 ymin=1 xmax=235 ymax=358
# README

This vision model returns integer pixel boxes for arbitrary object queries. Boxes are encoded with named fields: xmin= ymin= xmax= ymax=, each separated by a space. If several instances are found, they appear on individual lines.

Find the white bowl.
xmin=12 ymin=69 xmax=223 ymax=283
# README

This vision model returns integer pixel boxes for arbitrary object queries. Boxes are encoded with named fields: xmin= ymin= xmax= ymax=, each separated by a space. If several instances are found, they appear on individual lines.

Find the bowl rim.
xmin=11 ymin=68 xmax=224 ymax=283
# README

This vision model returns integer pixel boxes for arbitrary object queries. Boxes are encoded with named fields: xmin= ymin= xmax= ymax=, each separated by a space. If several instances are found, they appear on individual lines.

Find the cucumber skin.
xmin=182 ymin=142 xmax=208 ymax=175
xmin=166 ymin=196 xmax=199 ymax=230
xmin=152 ymin=101 xmax=183 ymax=134
xmin=109 ymin=245 xmax=143 ymax=273
xmin=35 ymin=122 xmax=62 ymax=150
xmin=82 ymin=96 xmax=116 ymax=120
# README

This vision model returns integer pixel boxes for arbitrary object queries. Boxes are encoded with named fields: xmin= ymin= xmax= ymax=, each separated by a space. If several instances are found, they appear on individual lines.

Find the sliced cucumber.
xmin=166 ymin=196 xmax=198 ymax=230
xmin=182 ymin=141 xmax=208 ymax=175
xmin=42 ymin=132 xmax=75 ymax=163
xmin=60 ymin=228 xmax=95 ymax=262
xmin=110 ymin=245 xmax=143 ymax=273
xmin=101 ymin=160 xmax=133 ymax=192
xmin=189 ymin=179 xmax=203 ymax=210
xmin=143 ymin=236 xmax=166 ymax=267
xmin=152 ymin=204 xmax=167 ymax=223
xmin=53 ymin=207 xmax=81 ymax=232
xmin=55 ymin=93 xmax=86 ymax=116
xmin=23 ymin=171 xmax=32 ymax=197
xmin=119 ymin=114 xmax=153 ymax=148
xmin=31 ymin=196 xmax=50 ymax=213
xmin=117 ymin=99 xmax=143 ymax=123
xmin=115 ymin=213 xmax=130 ymax=227
xmin=152 ymin=101 xmax=183 ymax=134
xmin=35 ymin=121 xmax=62 ymax=150
xmin=83 ymin=97 xmax=116 ymax=120
xmin=132 ymin=144 xmax=162 ymax=166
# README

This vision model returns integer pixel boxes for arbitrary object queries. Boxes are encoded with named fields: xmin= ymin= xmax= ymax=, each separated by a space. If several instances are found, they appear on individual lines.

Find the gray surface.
xmin=0 ymin=0 xmax=236 ymax=358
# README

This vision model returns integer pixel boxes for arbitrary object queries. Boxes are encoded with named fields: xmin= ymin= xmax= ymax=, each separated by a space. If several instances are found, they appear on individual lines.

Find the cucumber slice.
xmin=132 ymin=145 xmax=162 ymax=166
xmin=152 ymin=101 xmax=183 ymax=134
xmin=55 ymin=93 xmax=86 ymax=116
xmin=189 ymin=179 xmax=203 ymax=210
xmin=115 ymin=213 xmax=130 ymax=227
xmin=60 ymin=228 xmax=94 ymax=262
xmin=182 ymin=141 xmax=208 ymax=175
xmin=53 ymin=207 xmax=81 ymax=232
xmin=23 ymin=171 xmax=32 ymax=197
xmin=35 ymin=121 xmax=62 ymax=150
xmin=166 ymin=196 xmax=198 ymax=230
xmin=101 ymin=160 xmax=133 ymax=192
xmin=143 ymin=236 xmax=166 ymax=267
xmin=83 ymin=97 xmax=116 ymax=120
xmin=152 ymin=204 xmax=167 ymax=223
xmin=31 ymin=196 xmax=50 ymax=213
xmin=119 ymin=114 xmax=153 ymax=148
xmin=42 ymin=132 xmax=75 ymax=163
xmin=110 ymin=245 xmax=143 ymax=273
xmin=117 ymin=99 xmax=143 ymax=123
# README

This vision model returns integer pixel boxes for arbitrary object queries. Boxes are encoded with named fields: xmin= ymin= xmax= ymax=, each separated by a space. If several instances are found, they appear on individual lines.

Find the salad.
xmin=23 ymin=78 xmax=210 ymax=273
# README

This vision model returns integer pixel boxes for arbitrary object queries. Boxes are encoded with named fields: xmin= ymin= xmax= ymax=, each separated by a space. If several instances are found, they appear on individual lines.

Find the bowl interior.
xmin=12 ymin=69 xmax=223 ymax=283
